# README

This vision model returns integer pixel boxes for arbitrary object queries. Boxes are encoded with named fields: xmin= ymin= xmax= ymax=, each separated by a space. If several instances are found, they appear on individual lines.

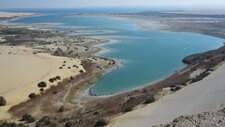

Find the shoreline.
xmin=109 ymin=61 xmax=225 ymax=127
xmin=1 ymin=11 xmax=225 ymax=127
xmin=77 ymin=14 xmax=224 ymax=97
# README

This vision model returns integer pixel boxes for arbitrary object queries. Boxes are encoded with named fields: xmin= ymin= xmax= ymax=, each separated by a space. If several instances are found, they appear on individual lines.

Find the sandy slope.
xmin=0 ymin=46 xmax=85 ymax=120
xmin=0 ymin=12 xmax=35 ymax=18
xmin=108 ymin=63 xmax=225 ymax=127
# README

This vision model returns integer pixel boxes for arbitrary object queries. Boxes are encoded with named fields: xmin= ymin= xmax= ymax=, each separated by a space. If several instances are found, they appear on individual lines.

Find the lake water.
xmin=10 ymin=10 xmax=224 ymax=95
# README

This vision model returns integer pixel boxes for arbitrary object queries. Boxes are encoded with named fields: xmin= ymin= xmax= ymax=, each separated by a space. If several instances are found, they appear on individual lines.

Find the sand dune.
xmin=0 ymin=46 xmax=85 ymax=120
xmin=109 ymin=62 xmax=225 ymax=127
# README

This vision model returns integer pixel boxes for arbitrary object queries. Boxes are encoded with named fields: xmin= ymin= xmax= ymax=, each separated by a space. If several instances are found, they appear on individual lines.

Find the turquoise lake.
xmin=10 ymin=11 xmax=224 ymax=95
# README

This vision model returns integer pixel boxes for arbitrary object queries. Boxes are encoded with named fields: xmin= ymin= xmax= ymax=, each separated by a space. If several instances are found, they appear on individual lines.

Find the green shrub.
xmin=29 ymin=93 xmax=36 ymax=99
xmin=63 ymin=122 xmax=73 ymax=127
xmin=38 ymin=81 xmax=47 ymax=88
xmin=70 ymin=76 xmax=74 ymax=80
xmin=20 ymin=114 xmax=35 ymax=123
xmin=122 ymin=107 xmax=133 ymax=113
xmin=58 ymin=106 xmax=64 ymax=112
xmin=94 ymin=119 xmax=108 ymax=127
xmin=0 ymin=122 xmax=28 ymax=127
xmin=56 ymin=76 xmax=61 ymax=80
xmin=49 ymin=78 xmax=54 ymax=83
xmin=170 ymin=86 xmax=182 ymax=91
xmin=35 ymin=116 xmax=51 ymax=127
xmin=144 ymin=96 xmax=155 ymax=104
xmin=40 ymin=88 xmax=44 ymax=92
xmin=73 ymin=65 xmax=78 ymax=68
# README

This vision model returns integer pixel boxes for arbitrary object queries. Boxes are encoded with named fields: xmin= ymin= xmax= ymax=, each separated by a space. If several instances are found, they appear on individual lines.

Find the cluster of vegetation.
xmin=37 ymin=81 xmax=47 ymax=92
xmin=94 ymin=119 xmax=108 ymax=127
xmin=73 ymin=65 xmax=78 ymax=68
xmin=35 ymin=116 xmax=55 ymax=127
xmin=49 ymin=76 xmax=61 ymax=83
xmin=190 ymin=71 xmax=210 ymax=83
xmin=63 ymin=121 xmax=75 ymax=127
xmin=0 ymin=122 xmax=28 ymax=127
xmin=79 ymin=70 xmax=84 ymax=73
xmin=122 ymin=107 xmax=133 ymax=113
xmin=143 ymin=96 xmax=155 ymax=104
xmin=20 ymin=114 xmax=35 ymax=123
xmin=58 ymin=106 xmax=65 ymax=112
xmin=170 ymin=85 xmax=182 ymax=92
xmin=0 ymin=96 xmax=7 ymax=106
xmin=28 ymin=93 xmax=36 ymax=99
xmin=38 ymin=81 xmax=47 ymax=88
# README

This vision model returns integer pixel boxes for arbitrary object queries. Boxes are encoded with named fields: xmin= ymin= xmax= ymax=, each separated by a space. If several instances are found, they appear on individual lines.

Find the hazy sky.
xmin=1 ymin=0 xmax=225 ymax=9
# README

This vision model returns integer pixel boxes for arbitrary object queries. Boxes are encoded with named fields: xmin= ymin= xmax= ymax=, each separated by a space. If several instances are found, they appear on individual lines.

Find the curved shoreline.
xmin=84 ymin=14 xmax=224 ymax=97
xmin=1 ymin=11 xmax=225 ymax=127
xmin=5 ymin=13 xmax=224 ymax=98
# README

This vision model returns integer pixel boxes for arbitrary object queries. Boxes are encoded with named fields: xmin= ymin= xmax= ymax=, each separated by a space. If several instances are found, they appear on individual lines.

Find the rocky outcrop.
xmin=155 ymin=108 xmax=225 ymax=127
xmin=0 ymin=96 xmax=7 ymax=106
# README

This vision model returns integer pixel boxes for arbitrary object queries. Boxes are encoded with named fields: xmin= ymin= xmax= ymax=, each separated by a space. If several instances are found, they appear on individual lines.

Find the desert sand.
xmin=0 ymin=46 xmax=85 ymax=120
xmin=108 ymin=62 xmax=225 ymax=127
xmin=0 ymin=12 xmax=35 ymax=18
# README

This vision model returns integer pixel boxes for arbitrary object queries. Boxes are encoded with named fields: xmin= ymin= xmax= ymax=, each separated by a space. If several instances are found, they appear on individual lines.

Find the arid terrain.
xmin=0 ymin=11 xmax=225 ymax=127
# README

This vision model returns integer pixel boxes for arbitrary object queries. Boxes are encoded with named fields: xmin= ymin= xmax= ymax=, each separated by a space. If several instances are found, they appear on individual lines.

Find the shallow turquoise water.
xmin=11 ymin=13 xmax=224 ymax=95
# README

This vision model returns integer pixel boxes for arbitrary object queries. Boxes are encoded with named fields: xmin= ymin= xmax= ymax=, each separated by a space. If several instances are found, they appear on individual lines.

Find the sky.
xmin=1 ymin=0 xmax=225 ymax=9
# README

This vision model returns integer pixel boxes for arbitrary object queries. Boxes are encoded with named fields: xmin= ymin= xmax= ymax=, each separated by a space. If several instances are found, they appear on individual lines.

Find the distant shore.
xmin=0 ymin=11 xmax=36 ymax=19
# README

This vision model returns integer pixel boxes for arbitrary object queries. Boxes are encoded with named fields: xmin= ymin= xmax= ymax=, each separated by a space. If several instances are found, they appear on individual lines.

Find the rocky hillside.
xmin=155 ymin=108 xmax=225 ymax=127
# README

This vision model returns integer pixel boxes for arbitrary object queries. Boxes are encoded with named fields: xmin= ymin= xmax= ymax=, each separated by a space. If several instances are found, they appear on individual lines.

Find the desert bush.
xmin=58 ymin=106 xmax=64 ymax=112
xmin=40 ymin=88 xmax=44 ymax=92
xmin=56 ymin=76 xmax=61 ymax=80
xmin=70 ymin=76 xmax=74 ymax=80
xmin=28 ymin=93 xmax=36 ymax=99
xmin=170 ymin=86 xmax=182 ymax=92
xmin=53 ymin=91 xmax=58 ymax=94
xmin=0 ymin=122 xmax=28 ymax=127
xmin=143 ymin=96 xmax=155 ymax=104
xmin=0 ymin=96 xmax=7 ymax=106
xmin=94 ymin=119 xmax=108 ymax=127
xmin=35 ymin=116 xmax=51 ymax=127
xmin=20 ymin=114 xmax=35 ymax=123
xmin=37 ymin=81 xmax=47 ymax=88
xmin=73 ymin=65 xmax=78 ymax=68
xmin=122 ymin=107 xmax=133 ymax=113
xmin=49 ymin=78 xmax=54 ymax=83
xmin=63 ymin=122 xmax=74 ymax=127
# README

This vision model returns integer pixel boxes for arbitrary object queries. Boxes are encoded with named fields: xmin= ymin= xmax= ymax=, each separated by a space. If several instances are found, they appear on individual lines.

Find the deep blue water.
xmin=8 ymin=9 xmax=224 ymax=95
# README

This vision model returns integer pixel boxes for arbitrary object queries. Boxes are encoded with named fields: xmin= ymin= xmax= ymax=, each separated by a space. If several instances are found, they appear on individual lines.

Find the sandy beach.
xmin=108 ymin=62 xmax=225 ymax=127
xmin=0 ymin=46 xmax=84 ymax=120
